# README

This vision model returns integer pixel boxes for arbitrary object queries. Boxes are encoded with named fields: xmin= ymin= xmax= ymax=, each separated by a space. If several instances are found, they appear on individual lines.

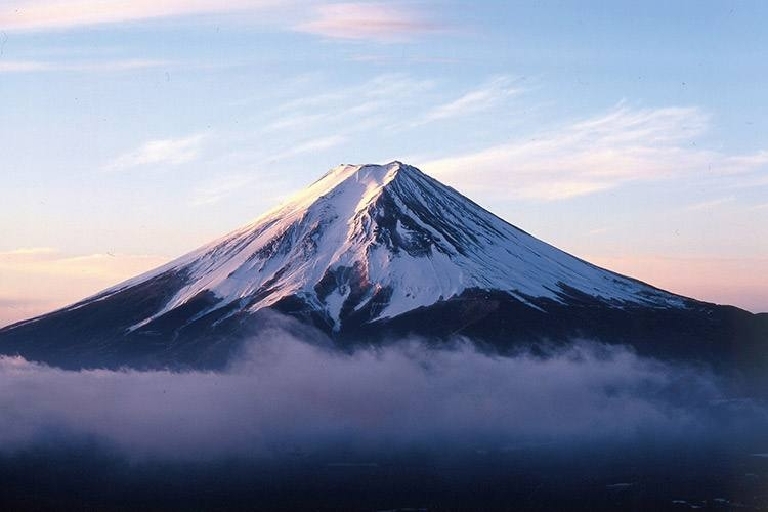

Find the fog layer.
xmin=0 ymin=328 xmax=764 ymax=460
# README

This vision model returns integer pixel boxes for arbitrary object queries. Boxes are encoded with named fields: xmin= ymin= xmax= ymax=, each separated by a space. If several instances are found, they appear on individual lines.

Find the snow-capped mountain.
xmin=93 ymin=162 xmax=683 ymax=330
xmin=1 ymin=162 xmax=766 ymax=371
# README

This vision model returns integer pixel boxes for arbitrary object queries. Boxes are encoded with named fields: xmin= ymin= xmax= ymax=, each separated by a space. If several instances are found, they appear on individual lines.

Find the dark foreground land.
xmin=2 ymin=441 xmax=768 ymax=511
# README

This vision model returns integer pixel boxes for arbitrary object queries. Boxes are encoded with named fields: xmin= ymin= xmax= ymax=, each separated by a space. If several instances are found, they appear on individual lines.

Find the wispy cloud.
xmin=295 ymin=2 xmax=441 ymax=42
xmin=105 ymin=134 xmax=206 ymax=172
xmin=349 ymin=52 xmax=462 ymax=65
xmin=0 ymin=248 xmax=167 ymax=327
xmin=262 ymin=112 xmax=326 ymax=133
xmin=276 ymin=73 xmax=434 ymax=112
xmin=0 ymin=0 xmax=277 ymax=32
xmin=719 ymin=150 xmax=768 ymax=170
xmin=1 ymin=0 xmax=443 ymax=41
xmin=191 ymin=135 xmax=346 ymax=206
xmin=586 ymin=254 xmax=768 ymax=313
xmin=0 ymin=247 xmax=166 ymax=280
xmin=0 ymin=58 xmax=169 ymax=73
xmin=192 ymin=174 xmax=260 ymax=207
xmin=198 ymin=73 xmax=434 ymax=205
xmin=284 ymin=134 xmax=346 ymax=157
xmin=421 ymin=76 xmax=523 ymax=123
xmin=422 ymin=104 xmax=768 ymax=201
xmin=0 ymin=334 xmax=747 ymax=459
xmin=0 ymin=247 xmax=57 ymax=256
xmin=264 ymin=73 xmax=434 ymax=137
xmin=0 ymin=60 xmax=48 ymax=72
xmin=683 ymin=197 xmax=734 ymax=212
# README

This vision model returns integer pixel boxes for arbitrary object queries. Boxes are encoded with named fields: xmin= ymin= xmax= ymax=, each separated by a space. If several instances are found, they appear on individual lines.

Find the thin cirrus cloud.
xmin=191 ymin=134 xmax=346 ymax=206
xmin=422 ymin=104 xmax=768 ymax=201
xmin=295 ymin=2 xmax=441 ymax=42
xmin=0 ymin=58 xmax=169 ymax=73
xmin=262 ymin=73 xmax=434 ymax=138
xmin=196 ymin=74 xmax=435 ymax=206
xmin=0 ymin=247 xmax=168 ymax=327
xmin=1 ymin=0 xmax=440 ymax=44
xmin=0 ymin=0 xmax=277 ymax=31
xmin=283 ymin=134 xmax=347 ymax=157
xmin=682 ymin=197 xmax=735 ymax=212
xmin=104 ymin=134 xmax=207 ymax=172
xmin=274 ymin=73 xmax=434 ymax=114
xmin=586 ymin=254 xmax=768 ymax=314
xmin=192 ymin=173 xmax=261 ymax=207
xmin=0 ymin=333 xmax=747 ymax=459
xmin=420 ymin=76 xmax=523 ymax=123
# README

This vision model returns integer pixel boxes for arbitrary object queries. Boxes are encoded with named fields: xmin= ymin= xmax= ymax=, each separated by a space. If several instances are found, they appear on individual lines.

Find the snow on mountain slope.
xmin=90 ymin=162 xmax=686 ymax=333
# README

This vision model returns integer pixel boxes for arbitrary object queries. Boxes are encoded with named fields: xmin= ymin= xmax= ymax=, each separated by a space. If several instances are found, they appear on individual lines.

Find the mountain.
xmin=1 ymin=162 xmax=766 ymax=377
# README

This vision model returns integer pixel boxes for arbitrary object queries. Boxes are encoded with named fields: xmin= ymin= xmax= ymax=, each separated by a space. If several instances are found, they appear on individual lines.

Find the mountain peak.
xmin=303 ymin=161 xmax=415 ymax=205
xmin=313 ymin=160 xmax=410 ymax=189
xmin=87 ymin=161 xmax=686 ymax=336
xmin=0 ymin=163 xmax=763 ymax=378
xmin=11 ymin=160 xmax=752 ymax=372
xmin=259 ymin=161 xmax=412 ymax=226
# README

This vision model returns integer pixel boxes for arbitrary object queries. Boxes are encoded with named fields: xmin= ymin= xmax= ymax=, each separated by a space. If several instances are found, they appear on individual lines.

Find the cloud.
xmin=262 ymin=112 xmax=326 ymax=133
xmin=276 ymin=73 xmax=434 ymax=113
xmin=0 ymin=0 xmax=279 ymax=32
xmin=191 ymin=173 xmax=262 ymax=207
xmin=421 ymin=104 xmax=768 ymax=201
xmin=1 ymin=332 xmax=759 ymax=461
xmin=421 ymin=76 xmax=523 ymax=123
xmin=283 ymin=134 xmax=347 ymax=157
xmin=194 ymin=73 xmax=433 ymax=205
xmin=682 ymin=196 xmax=734 ymax=212
xmin=0 ymin=298 xmax=53 ymax=328
xmin=0 ymin=247 xmax=58 ymax=256
xmin=0 ymin=248 xmax=168 ymax=327
xmin=722 ymin=150 xmax=768 ymax=170
xmin=348 ymin=52 xmax=462 ymax=64
xmin=0 ymin=58 xmax=170 ymax=73
xmin=105 ymin=133 xmax=206 ymax=172
xmin=0 ymin=60 xmax=49 ymax=72
xmin=0 ymin=247 xmax=166 ymax=278
xmin=295 ymin=2 xmax=440 ymax=42
xmin=585 ymin=254 xmax=768 ymax=314
xmin=262 ymin=73 xmax=434 ymax=139
xmin=190 ymin=135 xmax=346 ymax=206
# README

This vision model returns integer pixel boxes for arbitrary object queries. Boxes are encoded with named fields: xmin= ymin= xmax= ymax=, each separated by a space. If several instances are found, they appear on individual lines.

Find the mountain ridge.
xmin=51 ymin=161 xmax=687 ymax=332
xmin=1 ymin=162 xmax=765 ymax=376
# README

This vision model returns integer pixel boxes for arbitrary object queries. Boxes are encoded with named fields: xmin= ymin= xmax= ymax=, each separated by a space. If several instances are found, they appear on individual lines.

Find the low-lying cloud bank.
xmin=1 ymin=331 xmax=766 ymax=461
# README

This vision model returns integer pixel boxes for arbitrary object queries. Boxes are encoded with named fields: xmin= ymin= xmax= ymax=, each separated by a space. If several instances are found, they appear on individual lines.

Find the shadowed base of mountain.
xmin=2 ymin=440 xmax=768 ymax=511
xmin=340 ymin=289 xmax=768 ymax=388
xmin=0 ymin=273 xmax=766 ymax=395
xmin=2 ymin=162 xmax=766 ymax=393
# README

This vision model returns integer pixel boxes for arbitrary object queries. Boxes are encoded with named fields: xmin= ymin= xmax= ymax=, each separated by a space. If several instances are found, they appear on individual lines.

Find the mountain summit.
xmin=111 ymin=161 xmax=681 ymax=335
xmin=1 ymin=162 xmax=766 ymax=371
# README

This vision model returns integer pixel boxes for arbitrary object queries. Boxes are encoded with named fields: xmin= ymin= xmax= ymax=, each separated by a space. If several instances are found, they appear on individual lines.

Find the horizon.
xmin=2 ymin=159 xmax=765 ymax=329
xmin=2 ymin=1 xmax=767 ymax=327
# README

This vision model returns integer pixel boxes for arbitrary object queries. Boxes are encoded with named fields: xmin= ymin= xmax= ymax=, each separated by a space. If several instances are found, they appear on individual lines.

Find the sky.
xmin=1 ymin=0 xmax=767 ymax=326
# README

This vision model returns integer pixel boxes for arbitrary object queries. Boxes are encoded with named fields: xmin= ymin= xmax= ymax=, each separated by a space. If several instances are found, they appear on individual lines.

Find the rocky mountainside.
xmin=1 ymin=162 xmax=766 ymax=377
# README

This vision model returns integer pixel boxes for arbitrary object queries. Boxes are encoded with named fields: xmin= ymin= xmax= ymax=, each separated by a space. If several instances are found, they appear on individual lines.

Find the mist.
xmin=2 ymin=327 xmax=765 ymax=462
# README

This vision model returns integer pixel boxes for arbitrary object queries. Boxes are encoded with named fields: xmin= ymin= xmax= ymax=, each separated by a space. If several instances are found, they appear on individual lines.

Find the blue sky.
xmin=1 ymin=0 xmax=767 ymax=325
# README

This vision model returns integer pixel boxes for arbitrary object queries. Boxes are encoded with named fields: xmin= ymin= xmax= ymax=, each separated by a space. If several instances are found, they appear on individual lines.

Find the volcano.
xmin=1 ymin=162 xmax=766 ymax=375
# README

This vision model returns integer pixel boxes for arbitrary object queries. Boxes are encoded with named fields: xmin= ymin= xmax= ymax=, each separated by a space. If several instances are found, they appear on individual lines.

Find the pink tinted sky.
xmin=1 ymin=1 xmax=767 ymax=326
